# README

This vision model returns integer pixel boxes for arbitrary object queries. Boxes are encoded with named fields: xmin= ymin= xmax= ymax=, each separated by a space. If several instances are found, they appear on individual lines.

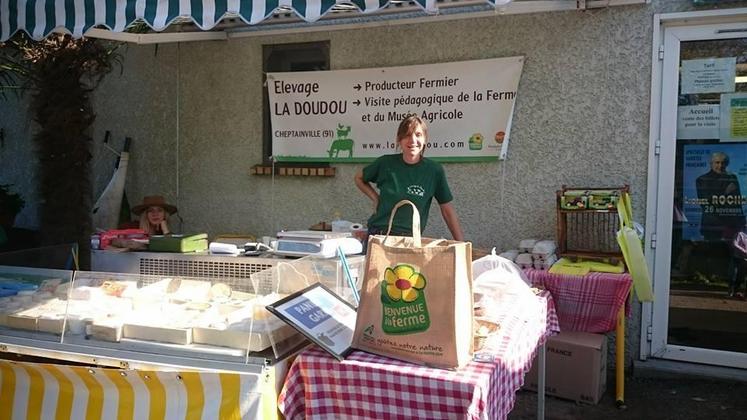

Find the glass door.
xmin=651 ymin=19 xmax=747 ymax=368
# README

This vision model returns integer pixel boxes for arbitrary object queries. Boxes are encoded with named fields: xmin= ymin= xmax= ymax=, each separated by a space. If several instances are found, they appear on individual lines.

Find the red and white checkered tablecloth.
xmin=278 ymin=291 xmax=559 ymax=420
xmin=523 ymin=269 xmax=633 ymax=333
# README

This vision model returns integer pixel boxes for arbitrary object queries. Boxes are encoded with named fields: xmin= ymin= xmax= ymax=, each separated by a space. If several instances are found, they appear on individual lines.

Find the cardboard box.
xmin=524 ymin=331 xmax=607 ymax=404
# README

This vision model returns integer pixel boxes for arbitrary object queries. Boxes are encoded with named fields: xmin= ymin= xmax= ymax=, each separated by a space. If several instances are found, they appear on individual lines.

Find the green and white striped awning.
xmin=0 ymin=0 xmax=512 ymax=42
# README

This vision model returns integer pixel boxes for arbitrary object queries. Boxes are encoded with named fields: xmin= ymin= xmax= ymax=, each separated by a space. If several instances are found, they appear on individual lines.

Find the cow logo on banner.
xmin=380 ymin=264 xmax=430 ymax=334
xmin=328 ymin=124 xmax=354 ymax=159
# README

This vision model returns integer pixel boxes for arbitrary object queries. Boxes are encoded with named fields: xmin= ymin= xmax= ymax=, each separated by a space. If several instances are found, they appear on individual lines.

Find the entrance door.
xmin=651 ymin=16 xmax=747 ymax=368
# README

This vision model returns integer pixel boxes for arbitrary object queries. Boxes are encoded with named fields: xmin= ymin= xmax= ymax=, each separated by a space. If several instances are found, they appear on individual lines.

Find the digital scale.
xmin=273 ymin=230 xmax=363 ymax=258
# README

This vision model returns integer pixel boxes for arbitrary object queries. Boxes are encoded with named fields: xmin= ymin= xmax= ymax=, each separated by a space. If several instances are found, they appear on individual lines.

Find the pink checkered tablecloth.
xmin=278 ymin=291 xmax=559 ymax=420
xmin=523 ymin=269 xmax=633 ymax=333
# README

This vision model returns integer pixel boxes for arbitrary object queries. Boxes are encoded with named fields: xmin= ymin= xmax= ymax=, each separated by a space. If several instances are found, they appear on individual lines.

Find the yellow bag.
xmin=352 ymin=200 xmax=473 ymax=369
xmin=616 ymin=193 xmax=654 ymax=302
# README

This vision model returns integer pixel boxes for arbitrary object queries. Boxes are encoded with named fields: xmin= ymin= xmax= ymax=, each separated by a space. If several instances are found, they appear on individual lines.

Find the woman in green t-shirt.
xmin=354 ymin=115 xmax=464 ymax=241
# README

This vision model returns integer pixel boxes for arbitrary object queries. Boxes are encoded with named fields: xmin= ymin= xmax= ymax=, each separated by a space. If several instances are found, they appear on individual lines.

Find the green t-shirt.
xmin=362 ymin=154 xmax=453 ymax=235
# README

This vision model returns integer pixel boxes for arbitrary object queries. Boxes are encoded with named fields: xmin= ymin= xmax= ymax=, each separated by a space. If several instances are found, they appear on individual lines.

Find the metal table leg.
xmin=537 ymin=341 xmax=546 ymax=420
xmin=615 ymin=305 xmax=625 ymax=407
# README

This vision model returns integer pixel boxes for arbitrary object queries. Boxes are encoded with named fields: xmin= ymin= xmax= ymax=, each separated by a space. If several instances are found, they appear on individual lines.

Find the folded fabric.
xmin=548 ymin=257 xmax=625 ymax=275
xmin=548 ymin=263 xmax=590 ymax=276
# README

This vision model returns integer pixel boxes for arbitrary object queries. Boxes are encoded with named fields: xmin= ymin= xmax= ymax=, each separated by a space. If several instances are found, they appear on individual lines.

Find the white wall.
xmin=91 ymin=7 xmax=657 ymax=245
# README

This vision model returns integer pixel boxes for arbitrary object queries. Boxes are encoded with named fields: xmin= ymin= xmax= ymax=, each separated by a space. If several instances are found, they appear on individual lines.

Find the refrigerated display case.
xmin=1 ymin=253 xmax=364 ymax=364
xmin=0 ymin=255 xmax=364 ymax=418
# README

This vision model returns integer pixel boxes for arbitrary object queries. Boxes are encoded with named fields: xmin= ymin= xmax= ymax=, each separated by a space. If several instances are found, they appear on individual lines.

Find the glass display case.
xmin=0 ymin=255 xmax=365 ymax=372
xmin=0 ymin=265 xmax=74 ymax=343
xmin=249 ymin=255 xmax=364 ymax=357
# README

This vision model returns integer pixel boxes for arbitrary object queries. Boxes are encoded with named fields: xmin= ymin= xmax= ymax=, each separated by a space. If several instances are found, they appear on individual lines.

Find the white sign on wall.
xmin=677 ymin=105 xmax=720 ymax=139
xmin=267 ymin=57 xmax=524 ymax=162
xmin=680 ymin=57 xmax=736 ymax=94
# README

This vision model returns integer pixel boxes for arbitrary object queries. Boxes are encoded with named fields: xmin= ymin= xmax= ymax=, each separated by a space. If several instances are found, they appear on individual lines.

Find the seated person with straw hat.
xmin=132 ymin=195 xmax=177 ymax=235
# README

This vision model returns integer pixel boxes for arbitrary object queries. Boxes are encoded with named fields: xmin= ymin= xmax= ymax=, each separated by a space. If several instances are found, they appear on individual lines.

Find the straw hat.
xmin=131 ymin=195 xmax=177 ymax=215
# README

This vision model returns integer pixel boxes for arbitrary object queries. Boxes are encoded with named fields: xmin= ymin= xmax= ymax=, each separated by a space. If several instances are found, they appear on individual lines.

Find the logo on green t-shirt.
xmin=407 ymin=185 xmax=425 ymax=197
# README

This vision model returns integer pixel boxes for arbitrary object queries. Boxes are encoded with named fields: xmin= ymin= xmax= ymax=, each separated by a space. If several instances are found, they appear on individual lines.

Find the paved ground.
xmin=508 ymin=373 xmax=747 ymax=420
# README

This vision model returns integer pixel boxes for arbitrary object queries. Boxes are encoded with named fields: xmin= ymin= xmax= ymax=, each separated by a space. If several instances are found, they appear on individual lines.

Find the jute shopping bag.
xmin=352 ymin=200 xmax=473 ymax=369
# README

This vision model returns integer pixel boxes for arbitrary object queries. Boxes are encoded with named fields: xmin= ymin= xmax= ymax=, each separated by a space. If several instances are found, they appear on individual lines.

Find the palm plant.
xmin=0 ymin=33 xmax=121 ymax=267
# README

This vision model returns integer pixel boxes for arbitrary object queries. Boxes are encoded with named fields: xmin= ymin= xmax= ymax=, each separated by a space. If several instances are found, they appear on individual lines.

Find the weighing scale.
xmin=273 ymin=230 xmax=362 ymax=258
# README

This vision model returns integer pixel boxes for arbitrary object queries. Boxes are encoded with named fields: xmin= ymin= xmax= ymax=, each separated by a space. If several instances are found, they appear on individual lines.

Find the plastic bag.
xmin=472 ymin=249 xmax=534 ymax=318
xmin=733 ymin=231 xmax=747 ymax=259
xmin=472 ymin=248 xmax=531 ymax=288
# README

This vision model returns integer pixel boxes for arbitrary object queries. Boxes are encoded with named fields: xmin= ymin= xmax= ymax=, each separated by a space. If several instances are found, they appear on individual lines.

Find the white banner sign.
xmin=267 ymin=57 xmax=524 ymax=162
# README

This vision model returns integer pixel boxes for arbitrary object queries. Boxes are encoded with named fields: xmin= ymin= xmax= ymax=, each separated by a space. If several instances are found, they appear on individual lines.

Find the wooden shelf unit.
xmin=556 ymin=185 xmax=629 ymax=261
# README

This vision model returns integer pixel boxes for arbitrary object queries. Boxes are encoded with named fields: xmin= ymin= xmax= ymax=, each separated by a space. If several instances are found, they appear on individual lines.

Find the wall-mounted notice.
xmin=677 ymin=105 xmax=720 ymax=139
xmin=720 ymin=93 xmax=747 ymax=142
xmin=267 ymin=57 xmax=524 ymax=162
xmin=681 ymin=57 xmax=736 ymax=94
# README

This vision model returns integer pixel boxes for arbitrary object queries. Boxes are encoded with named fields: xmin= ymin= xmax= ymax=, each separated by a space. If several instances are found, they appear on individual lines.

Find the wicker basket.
xmin=473 ymin=318 xmax=500 ymax=351
xmin=556 ymin=185 xmax=628 ymax=260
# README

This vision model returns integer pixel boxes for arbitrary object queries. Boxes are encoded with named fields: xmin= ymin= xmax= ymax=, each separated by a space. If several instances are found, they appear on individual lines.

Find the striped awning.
xmin=0 ymin=360 xmax=265 ymax=419
xmin=0 ymin=0 xmax=513 ymax=42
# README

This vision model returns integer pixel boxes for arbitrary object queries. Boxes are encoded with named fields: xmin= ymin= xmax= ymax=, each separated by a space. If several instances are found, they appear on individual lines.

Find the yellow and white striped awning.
xmin=0 ymin=360 xmax=263 ymax=419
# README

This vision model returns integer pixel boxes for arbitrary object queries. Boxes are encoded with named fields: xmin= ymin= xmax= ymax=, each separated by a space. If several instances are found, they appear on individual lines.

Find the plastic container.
xmin=331 ymin=220 xmax=353 ymax=232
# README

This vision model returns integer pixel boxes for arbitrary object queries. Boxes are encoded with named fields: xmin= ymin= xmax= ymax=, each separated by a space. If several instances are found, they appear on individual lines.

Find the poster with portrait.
xmin=682 ymin=143 xmax=747 ymax=241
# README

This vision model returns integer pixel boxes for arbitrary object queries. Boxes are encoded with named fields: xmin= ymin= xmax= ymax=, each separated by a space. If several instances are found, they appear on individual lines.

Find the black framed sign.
xmin=266 ymin=282 xmax=357 ymax=360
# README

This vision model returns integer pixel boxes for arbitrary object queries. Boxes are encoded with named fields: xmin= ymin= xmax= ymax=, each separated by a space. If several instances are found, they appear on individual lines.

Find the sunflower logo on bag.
xmin=379 ymin=264 xmax=431 ymax=334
